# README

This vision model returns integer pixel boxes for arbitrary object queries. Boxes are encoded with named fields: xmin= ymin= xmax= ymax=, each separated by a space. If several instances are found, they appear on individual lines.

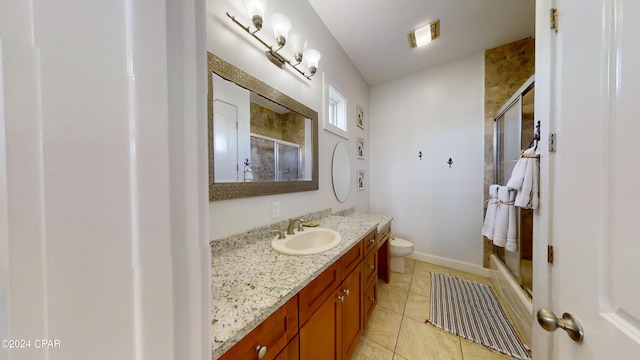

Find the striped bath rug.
xmin=427 ymin=273 xmax=531 ymax=360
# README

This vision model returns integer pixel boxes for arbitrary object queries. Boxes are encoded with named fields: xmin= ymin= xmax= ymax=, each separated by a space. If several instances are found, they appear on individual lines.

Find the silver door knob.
xmin=537 ymin=308 xmax=584 ymax=342
xmin=337 ymin=295 xmax=345 ymax=302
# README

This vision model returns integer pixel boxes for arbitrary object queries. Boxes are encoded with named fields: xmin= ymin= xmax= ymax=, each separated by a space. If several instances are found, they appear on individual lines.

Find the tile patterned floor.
xmin=351 ymin=259 xmax=524 ymax=360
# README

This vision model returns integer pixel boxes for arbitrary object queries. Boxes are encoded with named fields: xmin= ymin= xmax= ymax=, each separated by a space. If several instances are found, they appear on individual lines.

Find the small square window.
xmin=324 ymin=83 xmax=348 ymax=138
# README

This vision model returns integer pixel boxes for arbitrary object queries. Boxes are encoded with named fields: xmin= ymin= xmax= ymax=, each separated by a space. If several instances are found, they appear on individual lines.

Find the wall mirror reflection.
xmin=208 ymin=53 xmax=318 ymax=200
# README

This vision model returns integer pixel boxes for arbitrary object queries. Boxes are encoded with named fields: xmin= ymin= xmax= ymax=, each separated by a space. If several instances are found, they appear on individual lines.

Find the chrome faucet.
xmin=287 ymin=219 xmax=305 ymax=235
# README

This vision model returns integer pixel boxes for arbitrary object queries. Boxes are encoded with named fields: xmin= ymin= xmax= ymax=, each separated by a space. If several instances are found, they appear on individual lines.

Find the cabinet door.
xmin=274 ymin=335 xmax=299 ymax=360
xmin=341 ymin=263 xmax=364 ymax=360
xmin=300 ymin=288 xmax=342 ymax=360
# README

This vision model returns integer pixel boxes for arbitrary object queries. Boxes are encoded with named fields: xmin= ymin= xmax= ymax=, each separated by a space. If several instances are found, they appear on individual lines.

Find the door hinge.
xmin=550 ymin=8 xmax=558 ymax=32
xmin=549 ymin=133 xmax=557 ymax=152
xmin=548 ymin=245 xmax=554 ymax=264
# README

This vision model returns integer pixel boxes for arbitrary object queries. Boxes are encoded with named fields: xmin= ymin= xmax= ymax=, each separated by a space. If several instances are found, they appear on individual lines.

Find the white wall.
xmin=1 ymin=0 xmax=209 ymax=359
xmin=207 ymin=0 xmax=370 ymax=239
xmin=370 ymin=53 xmax=485 ymax=266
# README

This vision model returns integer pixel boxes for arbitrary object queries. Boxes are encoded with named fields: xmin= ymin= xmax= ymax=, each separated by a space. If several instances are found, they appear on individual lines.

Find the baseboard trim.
xmin=407 ymin=251 xmax=490 ymax=278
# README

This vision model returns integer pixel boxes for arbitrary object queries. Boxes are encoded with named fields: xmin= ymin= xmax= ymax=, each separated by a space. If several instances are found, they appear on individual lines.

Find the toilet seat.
xmin=391 ymin=238 xmax=413 ymax=248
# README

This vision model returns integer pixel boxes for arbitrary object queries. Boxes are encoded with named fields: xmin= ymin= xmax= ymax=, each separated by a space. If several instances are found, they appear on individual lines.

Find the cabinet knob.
xmin=343 ymin=289 xmax=350 ymax=296
xmin=369 ymin=264 xmax=375 ymax=270
xmin=338 ymin=295 xmax=345 ymax=302
xmin=369 ymin=238 xmax=376 ymax=243
xmin=255 ymin=345 xmax=267 ymax=359
xmin=369 ymin=297 xmax=375 ymax=302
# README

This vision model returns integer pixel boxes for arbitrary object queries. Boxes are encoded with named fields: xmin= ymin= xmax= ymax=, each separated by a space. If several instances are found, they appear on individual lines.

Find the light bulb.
xmin=289 ymin=34 xmax=307 ymax=63
xmin=243 ymin=0 xmax=266 ymax=30
xmin=271 ymin=13 xmax=291 ymax=48
xmin=305 ymin=49 xmax=321 ymax=76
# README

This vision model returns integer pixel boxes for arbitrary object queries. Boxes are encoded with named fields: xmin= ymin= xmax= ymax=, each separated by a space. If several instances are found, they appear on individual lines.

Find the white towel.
xmin=506 ymin=194 xmax=518 ymax=251
xmin=492 ymin=186 xmax=514 ymax=248
xmin=508 ymin=147 xmax=540 ymax=209
xmin=481 ymin=184 xmax=500 ymax=240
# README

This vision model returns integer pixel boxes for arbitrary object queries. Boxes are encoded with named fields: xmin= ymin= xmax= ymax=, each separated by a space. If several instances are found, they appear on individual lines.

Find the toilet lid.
xmin=390 ymin=238 xmax=413 ymax=248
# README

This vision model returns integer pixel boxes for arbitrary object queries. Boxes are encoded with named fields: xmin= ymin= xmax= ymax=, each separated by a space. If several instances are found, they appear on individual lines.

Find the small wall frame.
xmin=356 ymin=105 xmax=364 ymax=129
xmin=357 ymin=138 xmax=365 ymax=159
xmin=357 ymin=170 xmax=365 ymax=190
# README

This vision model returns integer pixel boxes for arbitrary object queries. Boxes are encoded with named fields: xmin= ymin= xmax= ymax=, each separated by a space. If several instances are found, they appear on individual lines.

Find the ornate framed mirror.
xmin=208 ymin=53 xmax=319 ymax=200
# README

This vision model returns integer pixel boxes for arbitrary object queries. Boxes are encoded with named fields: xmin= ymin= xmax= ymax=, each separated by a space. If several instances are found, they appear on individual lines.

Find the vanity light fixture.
xmin=226 ymin=2 xmax=321 ymax=80
xmin=408 ymin=19 xmax=440 ymax=48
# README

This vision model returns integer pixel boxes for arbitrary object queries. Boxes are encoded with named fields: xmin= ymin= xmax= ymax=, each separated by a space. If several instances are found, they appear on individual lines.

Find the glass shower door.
xmin=495 ymin=98 xmax=523 ymax=280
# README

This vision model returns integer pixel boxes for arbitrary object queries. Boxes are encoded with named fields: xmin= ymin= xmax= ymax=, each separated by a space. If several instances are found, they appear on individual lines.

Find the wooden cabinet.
xmin=362 ymin=249 xmax=378 ymax=327
xmin=362 ymin=228 xmax=377 ymax=256
xmin=219 ymin=295 xmax=299 ymax=360
xmin=363 ymin=280 xmax=377 ymax=328
xmin=376 ymin=223 xmax=391 ymax=283
xmin=299 ymin=287 xmax=342 ymax=360
xmin=300 ymin=263 xmax=364 ymax=360
xmin=221 ymin=222 xmax=391 ymax=360
xmin=299 ymin=261 xmax=341 ymax=326
xmin=363 ymin=246 xmax=378 ymax=286
xmin=340 ymin=239 xmax=363 ymax=278
xmin=300 ymin=233 xmax=371 ymax=360
xmin=274 ymin=335 xmax=299 ymax=360
xmin=340 ymin=263 xmax=364 ymax=360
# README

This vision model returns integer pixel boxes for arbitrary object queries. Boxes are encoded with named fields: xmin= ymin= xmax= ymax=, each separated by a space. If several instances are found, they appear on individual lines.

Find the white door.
xmin=213 ymin=99 xmax=239 ymax=182
xmin=533 ymin=0 xmax=640 ymax=358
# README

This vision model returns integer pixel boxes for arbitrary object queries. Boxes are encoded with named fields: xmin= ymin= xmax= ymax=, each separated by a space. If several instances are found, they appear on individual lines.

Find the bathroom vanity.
xmin=211 ymin=212 xmax=392 ymax=360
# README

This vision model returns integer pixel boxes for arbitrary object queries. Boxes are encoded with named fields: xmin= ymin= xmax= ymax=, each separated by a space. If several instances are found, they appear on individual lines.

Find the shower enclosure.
xmin=493 ymin=76 xmax=535 ymax=296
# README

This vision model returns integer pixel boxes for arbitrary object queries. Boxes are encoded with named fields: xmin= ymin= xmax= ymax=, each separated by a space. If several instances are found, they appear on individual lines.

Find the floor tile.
xmin=413 ymin=261 xmax=451 ymax=276
xmin=390 ymin=271 xmax=413 ymax=290
xmin=403 ymin=291 xmax=430 ymax=323
xmin=395 ymin=318 xmax=463 ymax=360
xmin=359 ymin=259 xmax=526 ymax=360
xmin=460 ymin=339 xmax=515 ymax=360
xmin=378 ymin=280 xmax=409 ymax=314
xmin=409 ymin=271 xmax=430 ymax=297
xmin=351 ymin=335 xmax=395 ymax=360
xmin=362 ymin=306 xmax=403 ymax=352
xmin=404 ymin=258 xmax=416 ymax=274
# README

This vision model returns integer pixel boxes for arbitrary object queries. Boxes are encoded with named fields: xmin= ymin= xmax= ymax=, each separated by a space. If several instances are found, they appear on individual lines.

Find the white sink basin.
xmin=271 ymin=228 xmax=342 ymax=255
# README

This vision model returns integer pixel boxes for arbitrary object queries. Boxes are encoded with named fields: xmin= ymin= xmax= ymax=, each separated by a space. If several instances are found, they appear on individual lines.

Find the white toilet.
xmin=389 ymin=236 xmax=414 ymax=273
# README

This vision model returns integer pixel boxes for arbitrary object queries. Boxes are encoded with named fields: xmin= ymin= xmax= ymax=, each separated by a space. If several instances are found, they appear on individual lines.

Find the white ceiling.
xmin=308 ymin=0 xmax=535 ymax=86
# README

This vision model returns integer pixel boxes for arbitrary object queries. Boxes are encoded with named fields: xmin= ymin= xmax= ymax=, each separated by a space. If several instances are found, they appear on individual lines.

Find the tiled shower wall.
xmin=483 ymin=38 xmax=535 ymax=267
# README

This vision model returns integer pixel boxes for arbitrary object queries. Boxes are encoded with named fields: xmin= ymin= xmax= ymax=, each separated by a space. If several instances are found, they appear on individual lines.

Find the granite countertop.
xmin=345 ymin=212 xmax=393 ymax=232
xmin=210 ymin=215 xmax=381 ymax=359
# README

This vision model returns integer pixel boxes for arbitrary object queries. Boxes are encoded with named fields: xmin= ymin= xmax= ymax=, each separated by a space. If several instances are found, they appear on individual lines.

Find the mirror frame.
xmin=208 ymin=52 xmax=319 ymax=200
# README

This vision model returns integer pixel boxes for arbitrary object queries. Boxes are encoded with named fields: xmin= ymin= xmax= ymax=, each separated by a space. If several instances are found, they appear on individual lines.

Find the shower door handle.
xmin=536 ymin=308 xmax=584 ymax=342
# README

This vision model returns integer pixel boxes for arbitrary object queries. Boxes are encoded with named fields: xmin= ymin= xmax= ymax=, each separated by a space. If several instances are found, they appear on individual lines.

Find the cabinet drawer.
xmin=219 ymin=295 xmax=299 ymax=360
xmin=362 ymin=228 xmax=377 ymax=255
xmin=363 ymin=280 xmax=377 ymax=328
xmin=375 ymin=224 xmax=391 ymax=250
xmin=341 ymin=240 xmax=364 ymax=278
xmin=363 ymin=249 xmax=378 ymax=288
xmin=299 ymin=261 xmax=341 ymax=326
